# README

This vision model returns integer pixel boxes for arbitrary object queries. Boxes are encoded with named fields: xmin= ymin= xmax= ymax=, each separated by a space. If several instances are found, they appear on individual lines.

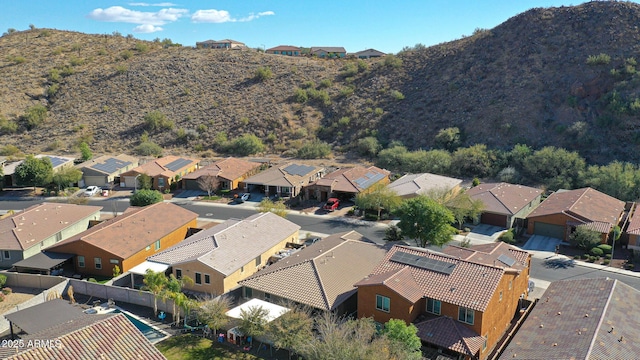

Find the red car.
xmin=323 ymin=198 xmax=340 ymax=212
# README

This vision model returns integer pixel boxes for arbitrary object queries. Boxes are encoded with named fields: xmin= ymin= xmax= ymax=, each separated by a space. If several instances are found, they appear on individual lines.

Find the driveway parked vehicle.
xmin=84 ymin=186 xmax=101 ymax=197
xmin=323 ymin=198 xmax=340 ymax=212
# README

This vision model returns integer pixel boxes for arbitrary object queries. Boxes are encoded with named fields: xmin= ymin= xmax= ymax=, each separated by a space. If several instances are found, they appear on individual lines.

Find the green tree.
xmin=382 ymin=319 xmax=422 ymax=360
xmin=239 ymin=305 xmax=270 ymax=346
xmin=135 ymin=141 xmax=163 ymax=157
xmin=198 ymin=296 xmax=232 ymax=336
xmin=355 ymin=183 xmax=402 ymax=220
xmin=52 ymin=167 xmax=83 ymax=191
xmin=14 ymin=155 xmax=53 ymax=190
xmin=138 ymin=173 xmax=153 ymax=190
xmin=22 ymin=104 xmax=48 ymax=130
xmin=257 ymin=198 xmax=288 ymax=218
xmin=78 ymin=142 xmax=92 ymax=161
xmin=143 ymin=110 xmax=173 ymax=131
xmin=396 ymin=196 xmax=457 ymax=247
xmin=297 ymin=140 xmax=331 ymax=159
xmin=228 ymin=134 xmax=265 ymax=156
xmin=356 ymin=137 xmax=381 ymax=158
xmin=165 ymin=274 xmax=195 ymax=325
xmin=384 ymin=224 xmax=403 ymax=242
xmin=569 ymin=226 xmax=602 ymax=250
xmin=434 ymin=127 xmax=462 ymax=151
xmin=375 ymin=145 xmax=409 ymax=172
xmin=130 ymin=189 xmax=163 ymax=206
xmin=582 ymin=161 xmax=640 ymax=201
xmin=141 ymin=269 xmax=168 ymax=316
xmin=428 ymin=188 xmax=484 ymax=229
xmin=523 ymin=146 xmax=585 ymax=190
xmin=451 ymin=144 xmax=495 ymax=178
xmin=269 ymin=306 xmax=313 ymax=360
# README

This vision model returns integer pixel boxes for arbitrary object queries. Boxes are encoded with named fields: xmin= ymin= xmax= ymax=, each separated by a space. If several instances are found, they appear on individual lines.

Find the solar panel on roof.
xmin=283 ymin=164 xmax=315 ymax=176
xmin=497 ymin=254 xmax=516 ymax=267
xmin=46 ymin=156 xmax=68 ymax=168
xmin=165 ymin=158 xmax=193 ymax=172
xmin=390 ymin=250 xmax=456 ymax=275
xmin=91 ymin=158 xmax=132 ymax=174
xmin=354 ymin=171 xmax=386 ymax=190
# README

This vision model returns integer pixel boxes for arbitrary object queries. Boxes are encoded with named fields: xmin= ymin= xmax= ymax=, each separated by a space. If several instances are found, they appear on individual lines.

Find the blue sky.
xmin=0 ymin=1 xmax=624 ymax=53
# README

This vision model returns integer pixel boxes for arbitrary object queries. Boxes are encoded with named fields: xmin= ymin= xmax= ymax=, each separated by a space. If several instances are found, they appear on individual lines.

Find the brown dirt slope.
xmin=2 ymin=2 xmax=640 ymax=163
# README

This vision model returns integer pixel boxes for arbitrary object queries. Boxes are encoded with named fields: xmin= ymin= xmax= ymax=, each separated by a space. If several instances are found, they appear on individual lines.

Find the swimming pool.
xmin=112 ymin=309 xmax=170 ymax=344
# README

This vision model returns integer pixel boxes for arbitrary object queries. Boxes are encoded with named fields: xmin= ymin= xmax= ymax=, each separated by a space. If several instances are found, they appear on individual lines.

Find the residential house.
xmin=624 ymin=206 xmax=640 ymax=252
xmin=306 ymin=166 xmax=390 ymax=201
xmin=526 ymin=187 xmax=625 ymax=242
xmin=356 ymin=242 xmax=531 ymax=360
xmin=0 ymin=203 xmax=101 ymax=269
xmin=46 ymin=202 xmax=198 ymax=277
xmin=1 ymin=299 xmax=166 ymax=360
xmin=499 ymin=278 xmax=640 ymax=360
xmin=196 ymin=39 xmax=246 ymax=49
xmin=147 ymin=212 xmax=300 ymax=296
xmin=3 ymin=154 xmax=75 ymax=187
xmin=467 ymin=182 xmax=543 ymax=229
xmin=266 ymin=45 xmax=301 ymax=56
xmin=120 ymin=155 xmax=199 ymax=191
xmin=310 ymin=47 xmax=347 ymax=58
xmin=351 ymin=48 xmax=386 ymax=59
xmin=239 ymin=231 xmax=387 ymax=315
xmin=243 ymin=163 xmax=325 ymax=198
xmin=76 ymin=154 xmax=139 ymax=187
xmin=387 ymin=173 xmax=463 ymax=199
xmin=182 ymin=157 xmax=263 ymax=191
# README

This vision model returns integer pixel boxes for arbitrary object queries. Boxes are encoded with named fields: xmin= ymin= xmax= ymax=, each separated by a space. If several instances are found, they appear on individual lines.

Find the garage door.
xmin=480 ymin=213 xmax=507 ymax=227
xmin=533 ymin=222 xmax=565 ymax=239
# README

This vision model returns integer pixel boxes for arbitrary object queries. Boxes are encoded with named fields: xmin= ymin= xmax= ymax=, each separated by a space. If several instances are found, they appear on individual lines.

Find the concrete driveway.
xmin=464 ymin=224 xmax=506 ymax=244
xmin=522 ymin=235 xmax=563 ymax=252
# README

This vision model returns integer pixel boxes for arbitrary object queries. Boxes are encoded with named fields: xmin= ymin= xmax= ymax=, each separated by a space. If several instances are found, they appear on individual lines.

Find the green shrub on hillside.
xmin=0 ymin=116 xmax=18 ymax=134
xmin=227 ymin=134 xmax=265 ymax=156
xmin=294 ymin=88 xmax=308 ymax=103
xmin=135 ymin=141 xmax=163 ymax=156
xmin=586 ymin=53 xmax=611 ymax=65
xmin=22 ymin=104 xmax=48 ymax=130
xmin=144 ymin=110 xmax=173 ymax=131
xmin=254 ymin=66 xmax=273 ymax=81
xmin=390 ymin=90 xmax=405 ymax=100
xmin=297 ymin=140 xmax=331 ymax=159
xmin=384 ymin=55 xmax=403 ymax=68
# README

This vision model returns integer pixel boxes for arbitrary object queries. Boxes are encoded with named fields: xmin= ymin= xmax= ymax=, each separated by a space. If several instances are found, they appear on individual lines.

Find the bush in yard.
xmin=130 ymin=189 xmax=163 ymax=206
xmin=603 ymin=259 xmax=610 ymax=265
xmin=582 ymin=254 xmax=589 ymax=260
xmin=569 ymin=226 xmax=601 ymax=250
xmin=0 ymin=274 xmax=6 ymax=288
xmin=590 ymin=247 xmax=604 ymax=257
xmin=597 ymin=244 xmax=612 ymax=254
xmin=605 ymin=254 xmax=612 ymax=259
xmin=2 ymin=288 xmax=11 ymax=295
xmin=499 ymin=230 xmax=515 ymax=244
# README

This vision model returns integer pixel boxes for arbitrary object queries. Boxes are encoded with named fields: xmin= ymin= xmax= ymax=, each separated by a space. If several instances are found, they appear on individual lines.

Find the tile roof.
xmin=3 ymin=154 xmax=75 ymax=175
xmin=0 ymin=203 xmax=102 ymax=251
xmin=466 ymin=182 xmax=542 ymax=216
xmin=356 ymin=245 xmax=506 ymax=312
xmin=77 ymin=153 xmax=138 ymax=175
xmin=310 ymin=47 xmax=347 ymax=53
xmin=122 ymin=155 xmax=199 ymax=178
xmin=239 ymin=231 xmax=387 ymax=311
xmin=243 ymin=163 xmax=324 ymax=188
xmin=182 ymin=157 xmax=261 ymax=182
xmin=387 ymin=173 xmax=462 ymax=198
xmin=441 ymin=242 xmax=530 ymax=273
xmin=499 ymin=278 xmax=640 ymax=360
xmin=626 ymin=206 xmax=640 ymax=235
xmin=47 ymin=202 xmax=197 ymax=259
xmin=526 ymin=187 xmax=624 ymax=227
xmin=415 ymin=315 xmax=485 ymax=357
xmin=5 ymin=312 xmax=166 ymax=360
xmin=148 ymin=212 xmax=300 ymax=276
xmin=312 ymin=166 xmax=390 ymax=193
xmin=266 ymin=45 xmax=301 ymax=51
xmin=352 ymin=49 xmax=387 ymax=56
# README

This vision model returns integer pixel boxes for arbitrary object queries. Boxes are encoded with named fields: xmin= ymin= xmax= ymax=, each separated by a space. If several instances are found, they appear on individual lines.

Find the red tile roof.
xmin=415 ymin=315 xmax=485 ymax=357
xmin=266 ymin=45 xmax=301 ymax=51
xmin=311 ymin=166 xmax=390 ymax=193
xmin=182 ymin=157 xmax=261 ymax=182
xmin=466 ymin=182 xmax=542 ymax=215
xmin=122 ymin=155 xmax=199 ymax=178
xmin=625 ymin=205 xmax=640 ymax=235
xmin=356 ymin=245 xmax=506 ymax=312
xmin=441 ymin=242 xmax=530 ymax=273
xmin=526 ymin=187 xmax=624 ymax=227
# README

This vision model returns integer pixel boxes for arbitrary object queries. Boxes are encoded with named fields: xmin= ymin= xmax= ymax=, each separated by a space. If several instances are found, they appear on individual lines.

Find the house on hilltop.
xmin=310 ymin=47 xmax=346 ymax=58
xmin=196 ymin=39 xmax=246 ymax=49
xmin=266 ymin=45 xmax=301 ymax=56
xmin=351 ymin=48 xmax=386 ymax=59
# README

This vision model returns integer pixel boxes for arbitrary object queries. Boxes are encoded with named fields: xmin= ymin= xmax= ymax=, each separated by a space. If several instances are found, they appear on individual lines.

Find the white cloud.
xmin=133 ymin=24 xmax=163 ymax=33
xmin=87 ymin=6 xmax=187 ymax=26
xmin=129 ymin=2 xmax=177 ymax=6
xmin=191 ymin=9 xmax=274 ymax=23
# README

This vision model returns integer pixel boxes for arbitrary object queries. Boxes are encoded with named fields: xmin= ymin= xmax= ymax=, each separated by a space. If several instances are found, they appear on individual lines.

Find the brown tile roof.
xmin=148 ymin=212 xmax=300 ymax=276
xmin=387 ymin=173 xmax=462 ymax=198
xmin=266 ymin=45 xmax=301 ymax=51
xmin=122 ymin=155 xmax=199 ymax=178
xmin=312 ymin=166 xmax=390 ymax=194
xmin=627 ymin=205 xmax=640 ymax=235
xmin=356 ymin=245 xmax=505 ymax=312
xmin=6 ymin=313 xmax=166 ymax=360
xmin=466 ymin=182 xmax=542 ymax=216
xmin=47 ymin=202 xmax=197 ymax=259
xmin=499 ymin=278 xmax=640 ymax=360
xmin=415 ymin=315 xmax=485 ymax=357
xmin=243 ymin=163 xmax=324 ymax=188
xmin=441 ymin=242 xmax=530 ymax=273
xmin=526 ymin=187 xmax=624 ymax=226
xmin=77 ymin=153 xmax=138 ymax=175
xmin=310 ymin=47 xmax=347 ymax=53
xmin=182 ymin=157 xmax=261 ymax=181
xmin=0 ymin=203 xmax=102 ymax=251
xmin=239 ymin=231 xmax=387 ymax=311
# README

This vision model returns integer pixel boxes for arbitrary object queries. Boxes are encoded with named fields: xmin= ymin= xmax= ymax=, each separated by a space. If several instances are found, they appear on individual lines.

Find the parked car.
xmin=323 ymin=198 xmax=340 ymax=212
xmin=84 ymin=186 xmax=101 ymax=197
xmin=303 ymin=237 xmax=320 ymax=247
xmin=241 ymin=193 xmax=251 ymax=202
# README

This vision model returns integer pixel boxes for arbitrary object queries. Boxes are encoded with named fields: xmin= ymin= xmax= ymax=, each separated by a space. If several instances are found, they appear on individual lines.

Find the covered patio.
xmin=12 ymin=252 xmax=74 ymax=275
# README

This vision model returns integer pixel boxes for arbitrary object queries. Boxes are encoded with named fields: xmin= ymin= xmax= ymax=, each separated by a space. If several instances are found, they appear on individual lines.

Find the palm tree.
xmin=141 ymin=269 xmax=168 ymax=316
xmin=165 ymin=274 xmax=193 ymax=325
xmin=198 ymin=296 xmax=232 ymax=336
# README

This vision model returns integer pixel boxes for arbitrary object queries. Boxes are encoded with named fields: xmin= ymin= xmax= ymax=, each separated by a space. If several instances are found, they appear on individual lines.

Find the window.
xmin=158 ymin=178 xmax=165 ymax=187
xmin=244 ymin=287 xmax=253 ymax=299
xmin=240 ymin=266 xmax=245 ymax=273
xmin=195 ymin=272 xmax=202 ymax=285
xmin=458 ymin=306 xmax=474 ymax=325
xmin=94 ymin=257 xmax=102 ymax=270
xmin=509 ymin=280 xmax=512 ymax=290
xmin=78 ymin=256 xmax=85 ymax=268
xmin=426 ymin=298 xmax=441 ymax=315
xmin=264 ymin=292 xmax=271 ymax=300
xmin=483 ymin=335 xmax=488 ymax=351
xmin=499 ymin=291 xmax=503 ymax=302
xmin=55 ymin=232 xmax=62 ymax=242
xmin=110 ymin=259 xmax=119 ymax=264
xmin=175 ymin=269 xmax=182 ymax=279
xmin=146 ymin=245 xmax=151 ymax=251
xmin=2 ymin=251 xmax=10 ymax=260
xmin=255 ymin=255 xmax=262 ymax=267
xmin=376 ymin=295 xmax=390 ymax=312
xmin=154 ymin=240 xmax=161 ymax=251
xmin=204 ymin=274 xmax=210 ymax=284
